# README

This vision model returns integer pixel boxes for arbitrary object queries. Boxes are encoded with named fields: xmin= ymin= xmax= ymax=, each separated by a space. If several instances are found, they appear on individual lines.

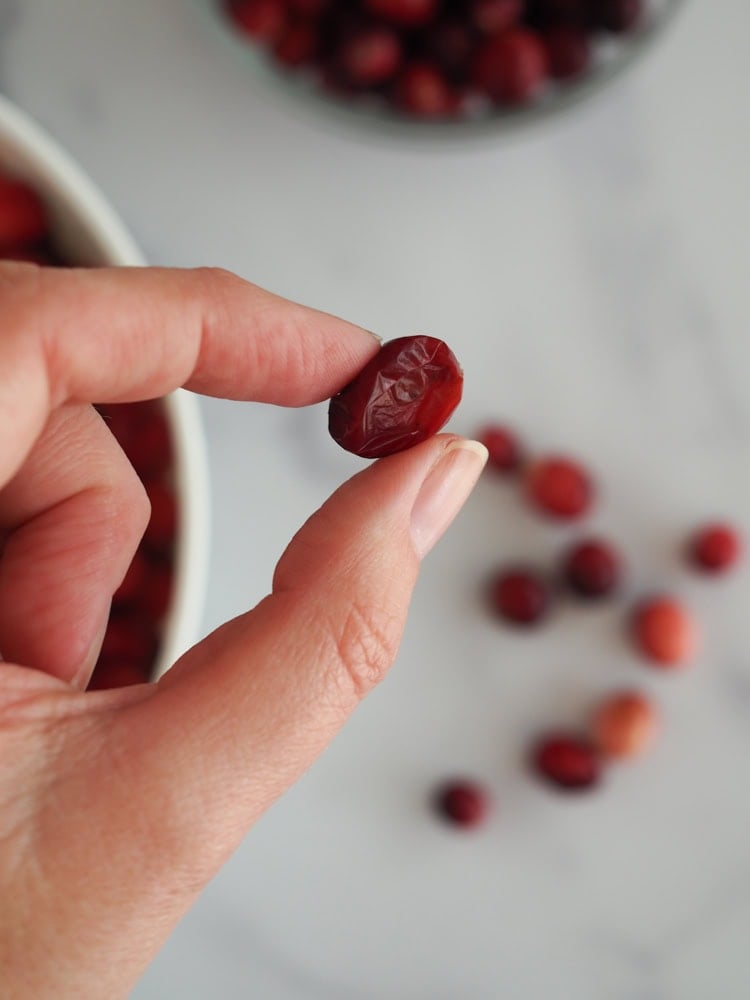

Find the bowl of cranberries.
xmin=205 ymin=0 xmax=684 ymax=131
xmin=0 ymin=94 xmax=210 ymax=688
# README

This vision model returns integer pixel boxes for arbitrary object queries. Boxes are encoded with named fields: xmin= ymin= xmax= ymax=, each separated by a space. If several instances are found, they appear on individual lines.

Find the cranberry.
xmin=590 ymin=0 xmax=642 ymax=33
xmin=423 ymin=19 xmax=476 ymax=83
xmin=391 ymin=62 xmax=460 ymax=118
xmin=99 ymin=615 xmax=157 ymax=668
xmin=489 ymin=567 xmax=551 ymax=626
xmin=364 ymin=0 xmax=439 ymax=28
xmin=631 ymin=596 xmax=698 ymax=668
xmin=88 ymin=661 xmax=150 ymax=691
xmin=526 ymin=455 xmax=593 ymax=520
xmin=433 ymin=780 xmax=489 ymax=828
xmin=225 ymin=0 xmax=287 ymax=43
xmin=0 ymin=177 xmax=47 ymax=250
xmin=144 ymin=481 xmax=178 ymax=553
xmin=338 ymin=26 xmax=403 ymax=87
xmin=476 ymin=423 xmax=523 ymax=473
xmin=124 ymin=408 xmax=172 ymax=482
xmin=531 ymin=733 xmax=600 ymax=791
xmin=562 ymin=537 xmax=621 ymax=598
xmin=472 ymin=29 xmax=548 ymax=105
xmin=688 ymin=522 xmax=742 ymax=574
xmin=544 ymin=26 xmax=591 ymax=79
xmin=592 ymin=691 xmax=657 ymax=759
xmin=288 ymin=0 xmax=328 ymax=14
xmin=328 ymin=336 xmax=463 ymax=459
xmin=273 ymin=19 xmax=319 ymax=67
xmin=470 ymin=0 xmax=522 ymax=34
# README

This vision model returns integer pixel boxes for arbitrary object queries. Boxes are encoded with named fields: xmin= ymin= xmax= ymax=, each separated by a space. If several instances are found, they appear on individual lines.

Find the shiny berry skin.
xmin=472 ymin=29 xmax=548 ymax=105
xmin=590 ymin=0 xmax=642 ymax=33
xmin=364 ymin=0 xmax=439 ymax=28
xmin=562 ymin=537 xmax=621 ymax=599
xmin=632 ymin=596 xmax=698 ymax=668
xmin=470 ymin=0 xmax=522 ymax=34
xmin=531 ymin=733 xmax=600 ymax=791
xmin=526 ymin=455 xmax=593 ymax=520
xmin=433 ymin=780 xmax=489 ymax=828
xmin=328 ymin=336 xmax=463 ymax=459
xmin=689 ymin=522 xmax=742 ymax=574
xmin=339 ymin=27 xmax=403 ymax=87
xmin=0 ymin=177 xmax=47 ymax=250
xmin=225 ymin=0 xmax=287 ymax=43
xmin=476 ymin=423 xmax=523 ymax=473
xmin=489 ymin=567 xmax=551 ymax=626
xmin=544 ymin=26 xmax=591 ymax=79
xmin=592 ymin=691 xmax=657 ymax=760
xmin=392 ymin=62 xmax=460 ymax=118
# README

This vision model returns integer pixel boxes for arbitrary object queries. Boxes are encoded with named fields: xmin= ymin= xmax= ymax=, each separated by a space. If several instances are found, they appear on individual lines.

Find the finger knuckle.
xmin=327 ymin=601 xmax=402 ymax=701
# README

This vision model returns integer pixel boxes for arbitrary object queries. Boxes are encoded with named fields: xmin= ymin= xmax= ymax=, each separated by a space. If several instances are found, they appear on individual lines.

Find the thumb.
xmin=117 ymin=434 xmax=487 ymax=870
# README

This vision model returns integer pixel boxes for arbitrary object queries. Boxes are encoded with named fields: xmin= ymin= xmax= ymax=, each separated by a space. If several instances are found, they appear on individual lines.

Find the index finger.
xmin=0 ymin=264 xmax=379 ymax=485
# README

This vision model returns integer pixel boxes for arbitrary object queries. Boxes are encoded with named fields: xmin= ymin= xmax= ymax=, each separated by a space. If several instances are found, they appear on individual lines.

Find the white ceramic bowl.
xmin=0 ymin=94 xmax=209 ymax=680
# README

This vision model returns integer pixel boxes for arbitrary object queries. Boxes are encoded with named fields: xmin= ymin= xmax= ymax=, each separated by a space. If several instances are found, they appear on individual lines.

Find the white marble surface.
xmin=3 ymin=2 xmax=750 ymax=997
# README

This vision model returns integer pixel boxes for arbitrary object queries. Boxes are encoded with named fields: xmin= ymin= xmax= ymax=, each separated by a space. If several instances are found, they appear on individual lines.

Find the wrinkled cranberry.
xmin=433 ymin=780 xmax=489 ymax=828
xmin=476 ymin=423 xmax=523 ymax=473
xmin=631 ymin=596 xmax=698 ymax=668
xmin=562 ymin=537 xmax=621 ymax=598
xmin=544 ymin=25 xmax=591 ymax=78
xmin=472 ymin=29 xmax=548 ymax=105
xmin=489 ymin=567 xmax=551 ymax=626
xmin=0 ymin=176 xmax=48 ymax=250
xmin=531 ymin=733 xmax=600 ymax=791
xmin=328 ymin=336 xmax=463 ymax=459
xmin=592 ymin=691 xmax=657 ymax=759
xmin=688 ymin=522 xmax=742 ymax=574
xmin=526 ymin=455 xmax=593 ymax=520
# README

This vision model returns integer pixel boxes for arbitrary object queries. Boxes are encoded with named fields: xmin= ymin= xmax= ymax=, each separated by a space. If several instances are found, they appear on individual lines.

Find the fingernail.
xmin=411 ymin=439 xmax=488 ymax=559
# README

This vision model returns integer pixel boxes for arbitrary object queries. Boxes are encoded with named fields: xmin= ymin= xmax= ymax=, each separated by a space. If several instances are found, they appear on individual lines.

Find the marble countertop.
xmin=2 ymin=1 xmax=750 ymax=997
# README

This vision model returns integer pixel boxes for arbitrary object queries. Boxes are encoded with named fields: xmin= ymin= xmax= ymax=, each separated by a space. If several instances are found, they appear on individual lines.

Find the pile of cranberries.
xmin=0 ymin=167 xmax=178 ymax=690
xmin=433 ymin=421 xmax=742 ymax=829
xmin=220 ymin=0 xmax=647 ymax=120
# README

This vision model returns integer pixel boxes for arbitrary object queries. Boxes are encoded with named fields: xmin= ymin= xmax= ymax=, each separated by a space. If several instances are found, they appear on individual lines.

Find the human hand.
xmin=0 ymin=264 xmax=486 ymax=999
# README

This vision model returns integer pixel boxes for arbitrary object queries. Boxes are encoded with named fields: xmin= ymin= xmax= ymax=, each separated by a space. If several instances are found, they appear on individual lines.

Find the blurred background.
xmin=2 ymin=1 xmax=750 ymax=997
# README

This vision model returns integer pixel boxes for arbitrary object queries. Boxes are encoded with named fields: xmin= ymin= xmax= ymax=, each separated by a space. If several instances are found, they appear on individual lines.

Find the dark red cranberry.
xmin=392 ymin=62 xmax=461 ymax=117
xmin=562 ymin=537 xmax=621 ymax=598
xmin=338 ymin=26 xmax=403 ymax=87
xmin=329 ymin=336 xmax=463 ymax=459
xmin=589 ymin=0 xmax=642 ymax=33
xmin=476 ymin=423 xmax=523 ymax=473
xmin=470 ymin=0 xmax=522 ymax=34
xmin=433 ymin=780 xmax=489 ymax=828
xmin=364 ymin=0 xmax=439 ymax=28
xmin=526 ymin=455 xmax=593 ymax=520
xmin=472 ymin=29 xmax=548 ymax=106
xmin=489 ymin=567 xmax=551 ymax=626
xmin=225 ymin=0 xmax=287 ymax=43
xmin=273 ymin=19 xmax=319 ymax=67
xmin=0 ymin=177 xmax=48 ymax=250
xmin=688 ymin=522 xmax=742 ymax=574
xmin=531 ymin=733 xmax=600 ymax=791
xmin=544 ymin=25 xmax=591 ymax=79
xmin=423 ymin=19 xmax=476 ymax=83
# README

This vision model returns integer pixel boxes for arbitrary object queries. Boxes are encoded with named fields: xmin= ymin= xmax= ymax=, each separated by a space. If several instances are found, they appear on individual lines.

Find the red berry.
xmin=273 ymin=19 xmax=319 ymax=67
xmin=99 ymin=615 xmax=157 ymax=668
xmin=532 ymin=733 xmax=600 ymax=791
xmin=590 ymin=0 xmax=642 ymax=33
xmin=364 ymin=0 xmax=439 ymax=28
xmin=328 ymin=336 xmax=463 ymax=459
xmin=526 ymin=455 xmax=593 ymax=520
xmin=470 ymin=0 xmax=522 ymax=34
xmin=632 ymin=596 xmax=698 ymax=668
xmin=689 ymin=522 xmax=742 ymax=574
xmin=476 ymin=423 xmax=523 ymax=473
xmin=472 ymin=29 xmax=548 ymax=106
xmin=225 ymin=0 xmax=287 ymax=43
xmin=0 ymin=177 xmax=47 ymax=250
xmin=113 ymin=549 xmax=150 ymax=607
xmin=144 ymin=482 xmax=178 ymax=553
xmin=125 ymin=407 xmax=172 ymax=482
xmin=423 ymin=19 xmax=476 ymax=83
xmin=592 ymin=691 xmax=657 ymax=760
xmin=489 ymin=567 xmax=551 ymax=626
xmin=88 ymin=661 xmax=150 ymax=691
xmin=392 ymin=62 xmax=461 ymax=118
xmin=544 ymin=26 xmax=591 ymax=79
xmin=562 ymin=537 xmax=621 ymax=598
xmin=433 ymin=780 xmax=489 ymax=828
xmin=338 ymin=27 xmax=403 ymax=87
xmin=288 ymin=0 xmax=328 ymax=14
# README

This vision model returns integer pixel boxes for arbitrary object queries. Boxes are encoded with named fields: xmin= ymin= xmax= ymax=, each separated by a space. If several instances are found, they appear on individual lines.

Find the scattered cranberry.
xmin=364 ymin=0 xmax=439 ymax=28
xmin=562 ymin=537 xmax=621 ymax=599
xmin=526 ymin=455 xmax=594 ymax=520
xmin=531 ymin=733 xmax=600 ymax=791
xmin=472 ymin=29 xmax=548 ymax=105
xmin=476 ymin=423 xmax=523 ymax=474
xmin=688 ymin=522 xmax=742 ymax=575
xmin=0 ymin=176 xmax=48 ymax=250
xmin=632 ymin=596 xmax=698 ymax=668
xmin=544 ymin=26 xmax=591 ymax=79
xmin=592 ymin=691 xmax=657 ymax=759
xmin=433 ymin=780 xmax=489 ymax=828
xmin=489 ymin=567 xmax=551 ymax=626
xmin=329 ymin=336 xmax=463 ymax=459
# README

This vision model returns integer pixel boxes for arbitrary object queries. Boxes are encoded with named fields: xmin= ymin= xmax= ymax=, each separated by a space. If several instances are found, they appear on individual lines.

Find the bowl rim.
xmin=0 ymin=94 xmax=210 ymax=681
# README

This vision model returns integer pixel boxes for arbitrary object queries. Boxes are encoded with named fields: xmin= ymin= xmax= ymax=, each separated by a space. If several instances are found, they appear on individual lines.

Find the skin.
xmin=0 ymin=263 xmax=484 ymax=999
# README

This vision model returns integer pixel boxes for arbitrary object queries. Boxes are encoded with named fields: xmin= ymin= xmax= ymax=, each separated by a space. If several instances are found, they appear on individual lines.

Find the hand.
xmin=0 ymin=264 xmax=486 ymax=999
